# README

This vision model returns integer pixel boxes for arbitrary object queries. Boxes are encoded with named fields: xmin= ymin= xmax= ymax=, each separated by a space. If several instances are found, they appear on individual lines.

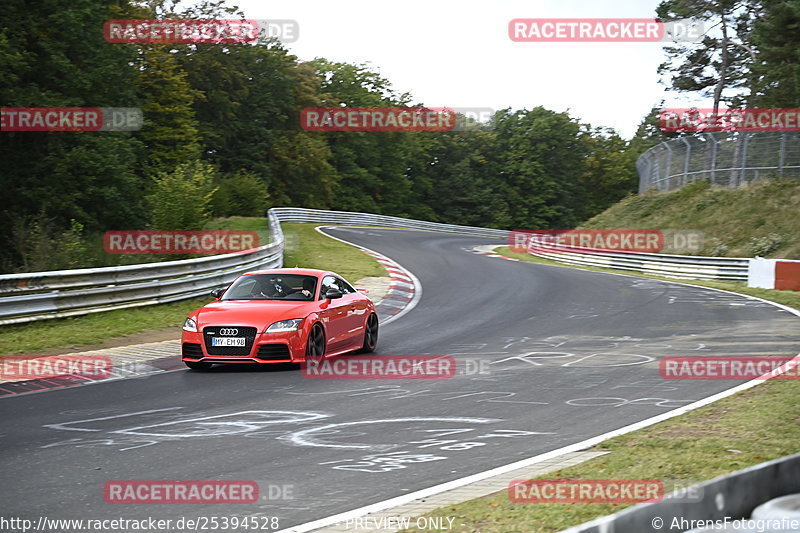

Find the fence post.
xmin=681 ymin=137 xmax=692 ymax=186
xmin=709 ymin=133 xmax=718 ymax=186
xmin=740 ymin=133 xmax=750 ymax=186
xmin=664 ymin=143 xmax=673 ymax=191
xmin=779 ymin=133 xmax=786 ymax=176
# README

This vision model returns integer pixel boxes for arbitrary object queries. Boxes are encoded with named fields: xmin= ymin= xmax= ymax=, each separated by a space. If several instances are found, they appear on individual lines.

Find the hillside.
xmin=581 ymin=179 xmax=800 ymax=259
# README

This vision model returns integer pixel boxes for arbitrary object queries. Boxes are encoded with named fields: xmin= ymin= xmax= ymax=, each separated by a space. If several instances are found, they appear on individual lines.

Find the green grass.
xmin=203 ymin=216 xmax=271 ymax=246
xmin=202 ymin=215 xmax=270 ymax=232
xmin=399 ymin=246 xmax=800 ymax=533
xmin=0 ymin=222 xmax=385 ymax=356
xmin=281 ymin=223 xmax=387 ymax=282
xmin=405 ymin=379 xmax=800 ymax=533
xmin=582 ymin=179 xmax=800 ymax=259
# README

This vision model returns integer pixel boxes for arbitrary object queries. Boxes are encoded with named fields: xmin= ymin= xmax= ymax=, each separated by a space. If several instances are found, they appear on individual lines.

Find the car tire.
xmin=184 ymin=361 xmax=213 ymax=371
xmin=359 ymin=313 xmax=379 ymax=353
xmin=306 ymin=323 xmax=326 ymax=359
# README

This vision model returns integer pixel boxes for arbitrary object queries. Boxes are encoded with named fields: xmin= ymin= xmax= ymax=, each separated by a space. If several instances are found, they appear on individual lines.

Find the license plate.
xmin=211 ymin=337 xmax=246 ymax=347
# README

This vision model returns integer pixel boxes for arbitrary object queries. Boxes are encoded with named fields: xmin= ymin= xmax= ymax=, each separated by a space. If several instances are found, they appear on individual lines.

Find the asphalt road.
xmin=1 ymin=227 xmax=799 ymax=531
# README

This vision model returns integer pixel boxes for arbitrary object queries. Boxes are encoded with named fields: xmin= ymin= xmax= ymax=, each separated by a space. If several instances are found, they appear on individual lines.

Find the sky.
xmin=235 ymin=0 xmax=716 ymax=139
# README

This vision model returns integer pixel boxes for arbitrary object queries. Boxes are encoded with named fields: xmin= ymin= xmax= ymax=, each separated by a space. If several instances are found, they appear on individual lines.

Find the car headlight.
xmin=266 ymin=318 xmax=303 ymax=332
xmin=183 ymin=317 xmax=198 ymax=332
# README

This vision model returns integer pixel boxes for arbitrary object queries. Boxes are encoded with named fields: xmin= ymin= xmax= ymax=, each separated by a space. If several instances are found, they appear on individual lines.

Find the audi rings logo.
xmin=219 ymin=328 xmax=239 ymax=336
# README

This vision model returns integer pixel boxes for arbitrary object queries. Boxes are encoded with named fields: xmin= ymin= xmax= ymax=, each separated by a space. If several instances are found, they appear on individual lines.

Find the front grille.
xmin=257 ymin=344 xmax=291 ymax=361
xmin=182 ymin=343 xmax=203 ymax=358
xmin=203 ymin=326 xmax=257 ymax=356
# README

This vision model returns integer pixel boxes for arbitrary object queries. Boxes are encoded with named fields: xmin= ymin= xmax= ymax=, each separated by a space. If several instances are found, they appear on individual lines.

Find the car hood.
xmin=194 ymin=300 xmax=316 ymax=329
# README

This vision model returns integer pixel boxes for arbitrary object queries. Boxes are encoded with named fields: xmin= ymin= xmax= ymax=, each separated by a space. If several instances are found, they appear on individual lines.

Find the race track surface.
xmin=1 ymin=227 xmax=799 ymax=530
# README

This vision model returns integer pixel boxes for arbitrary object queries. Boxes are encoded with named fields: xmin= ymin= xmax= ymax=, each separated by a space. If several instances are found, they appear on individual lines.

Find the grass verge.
xmin=406 ymin=380 xmax=800 ymax=533
xmin=0 ymin=222 xmax=385 ymax=356
xmin=281 ymin=223 xmax=387 ymax=282
xmin=582 ymin=180 xmax=800 ymax=259
xmin=398 ymin=247 xmax=800 ymax=533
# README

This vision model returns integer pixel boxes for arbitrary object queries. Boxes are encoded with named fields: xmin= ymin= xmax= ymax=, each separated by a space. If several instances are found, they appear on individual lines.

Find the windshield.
xmin=221 ymin=274 xmax=317 ymax=301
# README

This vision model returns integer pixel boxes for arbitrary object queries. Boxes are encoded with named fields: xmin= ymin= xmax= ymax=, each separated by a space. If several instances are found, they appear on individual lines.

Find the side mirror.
xmin=210 ymin=288 xmax=225 ymax=299
xmin=324 ymin=288 xmax=343 ymax=300
xmin=355 ymin=287 xmax=369 ymax=294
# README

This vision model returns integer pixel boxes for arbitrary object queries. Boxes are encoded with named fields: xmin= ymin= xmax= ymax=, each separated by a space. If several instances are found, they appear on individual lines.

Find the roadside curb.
xmin=0 ymin=341 xmax=184 ymax=398
xmin=314 ymin=227 xmax=421 ymax=326
xmin=363 ymin=249 xmax=418 ymax=323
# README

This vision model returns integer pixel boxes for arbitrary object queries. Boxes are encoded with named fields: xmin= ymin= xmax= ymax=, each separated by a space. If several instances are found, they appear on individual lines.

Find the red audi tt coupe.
xmin=180 ymin=268 xmax=378 ymax=370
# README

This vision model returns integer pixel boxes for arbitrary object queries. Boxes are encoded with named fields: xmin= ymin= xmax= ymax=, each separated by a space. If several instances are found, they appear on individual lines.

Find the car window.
xmin=319 ymin=276 xmax=338 ymax=299
xmin=223 ymin=274 xmax=317 ymax=301
xmin=335 ymin=277 xmax=355 ymax=294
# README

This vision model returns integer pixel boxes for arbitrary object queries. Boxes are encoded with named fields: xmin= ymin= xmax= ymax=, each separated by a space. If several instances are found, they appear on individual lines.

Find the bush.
xmin=147 ymin=160 xmax=218 ymax=230
xmin=749 ymin=233 xmax=786 ymax=257
xmin=211 ymin=171 xmax=269 ymax=217
xmin=9 ymin=217 xmax=90 ymax=272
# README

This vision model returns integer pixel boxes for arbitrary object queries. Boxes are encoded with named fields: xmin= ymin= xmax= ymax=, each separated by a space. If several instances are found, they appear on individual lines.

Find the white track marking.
xmin=278 ymin=417 xmax=498 ymax=450
xmin=115 ymin=410 xmax=329 ymax=438
xmin=43 ymin=407 xmax=184 ymax=432
xmin=314 ymin=226 xmax=422 ymax=325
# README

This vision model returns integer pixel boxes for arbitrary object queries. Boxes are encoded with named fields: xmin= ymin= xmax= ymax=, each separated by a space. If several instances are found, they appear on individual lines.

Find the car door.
xmin=334 ymin=276 xmax=366 ymax=346
xmin=318 ymin=275 xmax=350 ymax=350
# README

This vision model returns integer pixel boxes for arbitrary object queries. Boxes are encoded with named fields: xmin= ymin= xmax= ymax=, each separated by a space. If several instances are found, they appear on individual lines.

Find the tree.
xmin=579 ymin=127 xmax=640 ymax=219
xmin=0 ymin=0 xmax=147 ymax=271
xmin=492 ymin=107 xmax=589 ymax=229
xmin=311 ymin=60 xmax=418 ymax=215
xmin=136 ymin=44 xmax=203 ymax=171
xmin=656 ymin=0 xmax=758 ymax=113
xmin=749 ymin=0 xmax=800 ymax=106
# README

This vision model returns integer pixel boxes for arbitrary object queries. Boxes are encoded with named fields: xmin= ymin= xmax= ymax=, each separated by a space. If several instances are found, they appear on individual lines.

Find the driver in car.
xmin=298 ymin=278 xmax=315 ymax=299
xmin=260 ymin=277 xmax=288 ymax=297
xmin=259 ymin=277 xmax=315 ymax=299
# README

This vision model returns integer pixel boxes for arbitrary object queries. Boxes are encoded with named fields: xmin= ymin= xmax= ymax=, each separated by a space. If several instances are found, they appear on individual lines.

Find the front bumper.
xmin=181 ymin=327 xmax=307 ymax=364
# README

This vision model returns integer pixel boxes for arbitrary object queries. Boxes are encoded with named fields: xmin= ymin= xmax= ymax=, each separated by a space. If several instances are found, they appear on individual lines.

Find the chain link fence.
xmin=637 ymin=132 xmax=800 ymax=193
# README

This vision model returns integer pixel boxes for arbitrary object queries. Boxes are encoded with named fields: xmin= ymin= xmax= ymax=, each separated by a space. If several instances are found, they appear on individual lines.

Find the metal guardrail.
xmin=0 ymin=208 xmax=506 ymax=325
xmin=0 ymin=208 xmax=759 ymax=325
xmin=526 ymin=242 xmax=750 ymax=281
xmin=269 ymin=207 xmax=509 ymax=238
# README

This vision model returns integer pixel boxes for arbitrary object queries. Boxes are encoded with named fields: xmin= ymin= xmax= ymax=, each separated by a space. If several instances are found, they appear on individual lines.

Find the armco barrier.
xmin=558 ymin=452 xmax=800 ymax=533
xmin=525 ymin=240 xmax=750 ymax=281
xmin=0 ymin=208 xmax=793 ymax=325
xmin=0 ymin=208 xmax=506 ymax=325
